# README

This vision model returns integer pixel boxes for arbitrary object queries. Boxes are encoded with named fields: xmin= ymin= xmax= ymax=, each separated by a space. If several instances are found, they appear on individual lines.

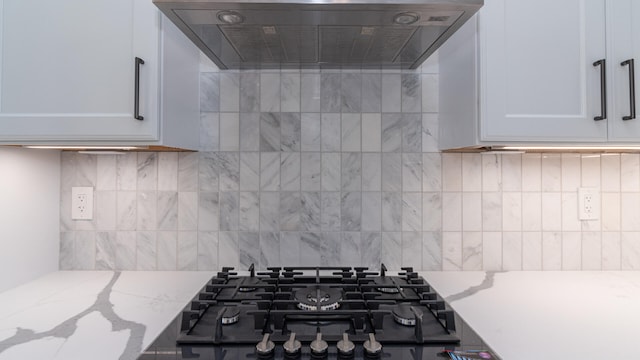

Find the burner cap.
xmin=376 ymin=277 xmax=401 ymax=294
xmin=294 ymin=287 xmax=342 ymax=311
xmin=392 ymin=304 xmax=416 ymax=326
xmin=221 ymin=307 xmax=240 ymax=325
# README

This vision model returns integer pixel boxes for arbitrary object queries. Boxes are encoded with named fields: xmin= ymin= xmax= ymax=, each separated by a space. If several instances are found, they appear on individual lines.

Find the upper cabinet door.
xmin=481 ymin=0 xmax=607 ymax=142
xmin=608 ymin=0 xmax=640 ymax=141
xmin=0 ymin=0 xmax=159 ymax=142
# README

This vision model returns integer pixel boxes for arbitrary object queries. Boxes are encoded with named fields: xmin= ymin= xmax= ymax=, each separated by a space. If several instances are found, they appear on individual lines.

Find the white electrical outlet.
xmin=578 ymin=187 xmax=599 ymax=220
xmin=71 ymin=187 xmax=94 ymax=220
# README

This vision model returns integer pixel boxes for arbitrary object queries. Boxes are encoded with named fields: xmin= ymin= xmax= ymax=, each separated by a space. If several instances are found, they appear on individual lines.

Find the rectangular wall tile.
xmin=301 ymin=153 xmax=321 ymax=191
xmin=522 ymin=232 xmax=542 ymax=270
xmin=260 ymin=152 xmax=280 ymax=191
xmin=381 ymin=74 xmax=401 ymax=112
xmin=281 ymin=73 xmax=301 ymax=112
xmin=136 ymin=232 xmax=156 ymax=270
xmin=341 ymin=73 xmax=361 ymax=113
xmin=321 ymin=192 xmax=341 ymax=231
xmin=362 ymin=113 xmax=381 ymax=152
xmin=381 ymin=232 xmax=402 ymax=269
xmin=280 ymin=113 xmax=301 ymax=151
xmin=260 ymin=113 xmax=281 ymax=152
xmin=240 ymin=152 xmax=260 ymax=191
xmin=622 ymin=232 xmax=640 ymax=269
xmin=362 ymin=192 xmax=382 ymax=232
xmin=178 ymin=232 xmax=198 ymax=270
xmin=281 ymin=153 xmax=301 ymax=191
xmin=301 ymin=192 xmax=321 ymax=231
xmin=239 ymin=232 xmax=260 ymax=268
xmin=362 ymin=153 xmax=381 ymax=191
xmin=117 ymin=152 xmax=137 ymax=191
xmin=321 ymin=153 xmax=341 ymax=191
xmin=157 ymin=232 xmax=177 ymax=270
xmin=301 ymin=113 xmax=321 ymax=151
xmin=240 ymin=113 xmax=260 ymax=151
xmin=260 ymin=232 xmax=281 ymax=268
xmin=341 ymin=114 xmax=361 ymax=152
xmin=362 ymin=74 xmax=381 ymax=112
xmin=341 ymin=192 xmax=362 ymax=231
xmin=462 ymin=232 xmax=482 ymax=270
xmin=602 ymin=232 xmax=621 ymax=270
xmin=301 ymin=73 xmax=320 ymax=112
xmin=422 ymin=232 xmax=442 ymax=270
xmin=341 ymin=153 xmax=362 ymax=191
xmin=361 ymin=232 xmax=382 ymax=268
xmin=260 ymin=73 xmax=280 ymax=112
xmin=482 ymin=232 xmax=502 ymax=271
xmin=442 ymin=232 xmax=462 ymax=270
xmin=200 ymin=113 xmax=220 ymax=151
xmin=503 ymin=232 xmax=522 ymax=270
xmin=220 ymin=113 xmax=240 ymax=151
xmin=220 ymin=73 xmax=239 ymax=112
xmin=382 ymin=192 xmax=402 ymax=231
xmin=158 ymin=153 xmax=178 ymax=191
xmin=240 ymin=73 xmax=259 ymax=112
xmin=198 ymin=232 xmax=218 ymax=270
xmin=178 ymin=153 xmax=198 ymax=192
xmin=381 ymin=114 xmax=402 ymax=152
xmin=542 ymin=232 xmax=562 ymax=270
xmin=321 ymin=113 xmax=341 ymax=152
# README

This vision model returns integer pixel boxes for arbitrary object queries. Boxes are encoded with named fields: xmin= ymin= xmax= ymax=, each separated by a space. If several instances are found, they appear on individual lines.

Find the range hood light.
xmin=393 ymin=12 xmax=420 ymax=25
xmin=499 ymin=146 xmax=640 ymax=151
xmin=217 ymin=10 xmax=244 ymax=24
xmin=23 ymin=146 xmax=144 ymax=151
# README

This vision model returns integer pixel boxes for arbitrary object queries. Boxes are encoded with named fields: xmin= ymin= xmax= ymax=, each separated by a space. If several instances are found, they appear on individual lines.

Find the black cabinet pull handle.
xmin=621 ymin=59 xmax=636 ymax=120
xmin=134 ymin=57 xmax=145 ymax=121
xmin=593 ymin=59 xmax=607 ymax=121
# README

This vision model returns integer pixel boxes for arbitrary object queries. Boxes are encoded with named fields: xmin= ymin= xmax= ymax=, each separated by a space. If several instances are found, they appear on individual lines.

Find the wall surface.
xmin=0 ymin=148 xmax=60 ymax=291
xmin=59 ymin=54 xmax=640 ymax=271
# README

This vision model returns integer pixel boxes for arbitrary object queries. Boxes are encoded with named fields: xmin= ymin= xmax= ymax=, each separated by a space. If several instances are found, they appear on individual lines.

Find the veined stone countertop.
xmin=0 ymin=271 xmax=214 ymax=360
xmin=420 ymin=271 xmax=640 ymax=360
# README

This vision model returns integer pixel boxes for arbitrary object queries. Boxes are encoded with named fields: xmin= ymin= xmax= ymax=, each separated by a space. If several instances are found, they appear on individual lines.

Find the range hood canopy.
xmin=153 ymin=0 xmax=482 ymax=70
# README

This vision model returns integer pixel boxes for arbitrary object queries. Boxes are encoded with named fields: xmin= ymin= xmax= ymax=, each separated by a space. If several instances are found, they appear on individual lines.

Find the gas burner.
xmin=379 ymin=286 xmax=401 ymax=294
xmin=294 ymin=287 xmax=342 ymax=311
xmin=237 ymin=276 xmax=262 ymax=292
xmin=221 ymin=307 xmax=240 ymax=325
xmin=376 ymin=277 xmax=402 ymax=294
xmin=392 ymin=304 xmax=416 ymax=326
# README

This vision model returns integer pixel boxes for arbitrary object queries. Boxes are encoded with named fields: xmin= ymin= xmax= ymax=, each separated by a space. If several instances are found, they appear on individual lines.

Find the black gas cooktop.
xmin=140 ymin=264 xmax=489 ymax=360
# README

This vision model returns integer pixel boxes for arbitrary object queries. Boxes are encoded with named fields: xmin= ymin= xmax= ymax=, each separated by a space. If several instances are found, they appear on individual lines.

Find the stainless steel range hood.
xmin=153 ymin=0 xmax=482 ymax=69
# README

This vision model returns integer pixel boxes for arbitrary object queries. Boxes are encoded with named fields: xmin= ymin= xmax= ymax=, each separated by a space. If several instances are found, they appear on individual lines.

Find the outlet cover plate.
xmin=578 ymin=187 xmax=599 ymax=220
xmin=71 ymin=186 xmax=94 ymax=220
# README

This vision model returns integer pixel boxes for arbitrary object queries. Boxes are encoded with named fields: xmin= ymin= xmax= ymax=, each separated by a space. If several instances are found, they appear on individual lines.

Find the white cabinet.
xmin=439 ymin=0 xmax=640 ymax=149
xmin=0 ymin=0 xmax=199 ymax=150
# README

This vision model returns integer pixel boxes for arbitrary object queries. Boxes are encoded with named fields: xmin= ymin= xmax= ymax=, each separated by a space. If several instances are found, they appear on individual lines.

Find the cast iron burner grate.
xmin=176 ymin=264 xmax=458 ymax=347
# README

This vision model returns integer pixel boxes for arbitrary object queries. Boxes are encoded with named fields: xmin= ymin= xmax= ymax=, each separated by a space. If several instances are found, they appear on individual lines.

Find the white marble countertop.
xmin=0 ymin=271 xmax=214 ymax=360
xmin=421 ymin=271 xmax=640 ymax=360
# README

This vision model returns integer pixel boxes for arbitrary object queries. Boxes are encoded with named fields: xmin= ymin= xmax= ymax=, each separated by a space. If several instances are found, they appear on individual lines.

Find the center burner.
xmin=294 ymin=287 xmax=342 ymax=311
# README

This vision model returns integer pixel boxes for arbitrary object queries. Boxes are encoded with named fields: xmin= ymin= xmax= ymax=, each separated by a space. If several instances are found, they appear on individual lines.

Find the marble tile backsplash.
xmin=59 ymin=55 xmax=637 ymax=271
